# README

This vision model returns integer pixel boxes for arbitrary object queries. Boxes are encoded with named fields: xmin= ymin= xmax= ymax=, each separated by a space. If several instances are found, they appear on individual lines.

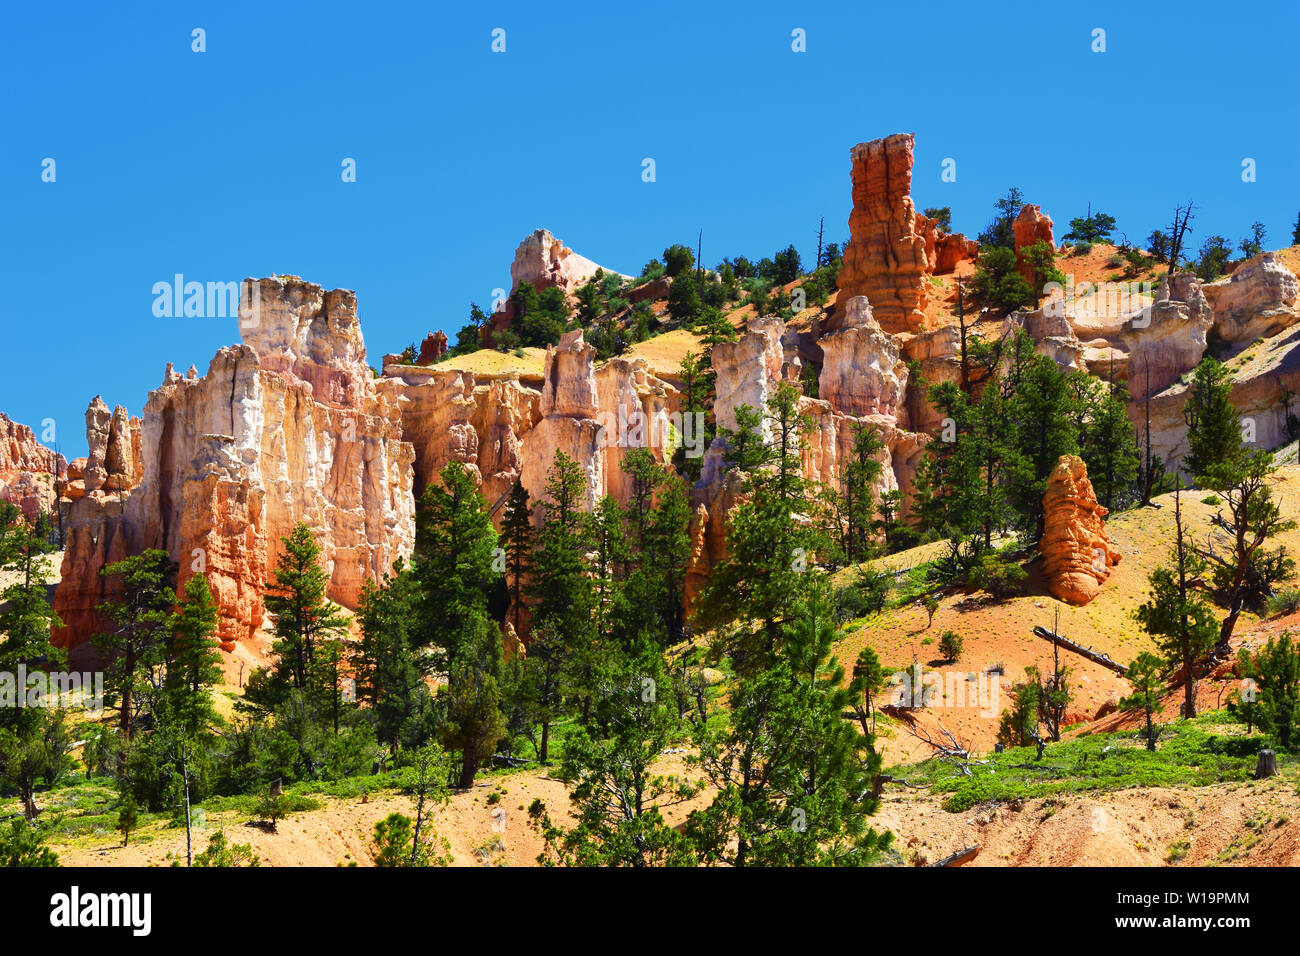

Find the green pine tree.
xmin=263 ymin=524 xmax=350 ymax=694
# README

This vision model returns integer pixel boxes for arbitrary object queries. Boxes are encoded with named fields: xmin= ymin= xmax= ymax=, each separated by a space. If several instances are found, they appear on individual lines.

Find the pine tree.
xmin=527 ymin=451 xmax=597 ymax=762
xmin=618 ymin=449 xmax=692 ymax=647
xmin=498 ymin=480 xmax=533 ymax=637
xmin=532 ymin=643 xmax=702 ymax=866
xmin=1183 ymin=358 xmax=1243 ymax=483
xmin=1135 ymin=484 xmax=1219 ymax=717
xmin=1200 ymin=447 xmax=1295 ymax=648
xmin=689 ymin=571 xmax=891 ymax=866
xmin=441 ymin=615 xmax=506 ymax=788
xmin=0 ymin=506 xmax=64 ymax=680
xmin=827 ymin=421 xmax=883 ymax=567
xmin=93 ymin=549 xmax=178 ymax=738
xmin=1121 ymin=652 xmax=1165 ymax=751
xmin=676 ymin=351 xmax=715 ymax=483
xmin=264 ymin=524 xmax=350 ymax=694
xmin=696 ymin=383 xmax=824 ymax=672
xmin=412 ymin=462 xmax=499 ymax=666
xmin=1007 ymin=347 xmax=1080 ymax=538
xmin=1249 ymin=634 xmax=1300 ymax=748
xmin=353 ymin=561 xmax=431 ymax=752
xmin=1082 ymin=380 xmax=1141 ymax=512
xmin=165 ymin=573 xmax=223 ymax=735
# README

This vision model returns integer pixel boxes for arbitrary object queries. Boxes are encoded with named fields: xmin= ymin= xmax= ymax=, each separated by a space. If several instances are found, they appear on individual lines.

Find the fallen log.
xmin=1032 ymin=625 xmax=1128 ymax=676
xmin=930 ymin=845 xmax=980 ymax=867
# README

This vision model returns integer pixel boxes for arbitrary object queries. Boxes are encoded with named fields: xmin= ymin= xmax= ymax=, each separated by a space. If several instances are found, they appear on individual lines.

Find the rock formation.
xmin=416 ymin=331 xmax=448 ymax=365
xmin=377 ymin=328 xmax=678 ymax=523
xmin=1013 ymin=204 xmax=1054 ymax=286
xmin=487 ymin=229 xmax=630 ymax=341
xmin=1203 ymin=253 xmax=1299 ymax=347
xmin=837 ymin=133 xmax=977 ymax=334
xmin=839 ymin=133 xmax=929 ymax=334
xmin=53 ymin=276 xmax=416 ymax=654
xmin=1041 ymin=455 xmax=1121 ymax=605
xmin=818 ymin=297 xmax=908 ymax=418
xmin=0 ymin=413 xmax=66 ymax=521
xmin=686 ymin=312 xmax=924 ymax=605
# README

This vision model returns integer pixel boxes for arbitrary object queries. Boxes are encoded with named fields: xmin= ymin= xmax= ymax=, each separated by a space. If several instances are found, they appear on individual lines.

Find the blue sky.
xmin=3 ymin=0 xmax=1297 ymax=459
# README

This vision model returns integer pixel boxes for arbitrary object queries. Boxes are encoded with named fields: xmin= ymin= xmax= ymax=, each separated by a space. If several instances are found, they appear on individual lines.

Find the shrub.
xmin=1266 ymin=587 xmax=1300 ymax=617
xmin=967 ymin=551 xmax=1026 ymax=599
xmin=938 ymin=630 xmax=964 ymax=663
xmin=970 ymin=246 xmax=1033 ymax=311
xmin=834 ymin=571 xmax=891 ymax=623
xmin=192 ymin=830 xmax=260 ymax=867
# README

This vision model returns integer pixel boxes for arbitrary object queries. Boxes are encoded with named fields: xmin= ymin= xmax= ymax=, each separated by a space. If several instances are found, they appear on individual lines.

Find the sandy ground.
xmin=57 ymin=753 xmax=707 ymax=868
xmin=876 ymin=776 xmax=1300 ymax=867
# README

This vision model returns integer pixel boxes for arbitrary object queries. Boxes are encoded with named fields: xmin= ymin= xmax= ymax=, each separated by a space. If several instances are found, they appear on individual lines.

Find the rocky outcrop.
xmin=68 ymin=397 xmax=142 ymax=499
xmin=1009 ymin=305 xmax=1087 ymax=371
xmin=487 ymin=229 xmax=630 ymax=342
xmin=838 ymin=134 xmax=932 ymax=334
xmin=819 ymin=297 xmax=908 ymax=418
xmin=837 ymin=133 xmax=977 ymax=334
xmin=688 ymin=313 xmax=923 ymax=603
xmin=1013 ymin=204 xmax=1054 ymax=286
xmin=0 ymin=413 xmax=66 ymax=521
xmin=1146 ymin=320 xmax=1300 ymax=472
xmin=1203 ymin=253 xmax=1299 ymax=347
xmin=510 ymin=229 xmax=623 ymax=300
xmin=53 ymin=276 xmax=417 ymax=653
xmin=378 ymin=328 xmax=678 ymax=522
xmin=933 ymin=233 xmax=980 ymax=275
xmin=1123 ymin=276 xmax=1214 ymax=399
xmin=417 ymin=330 xmax=448 ymax=365
xmin=1041 ymin=455 xmax=1121 ymax=605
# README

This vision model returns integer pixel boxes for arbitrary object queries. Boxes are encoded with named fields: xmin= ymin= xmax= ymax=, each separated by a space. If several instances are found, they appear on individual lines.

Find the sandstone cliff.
xmin=0 ymin=413 xmax=66 ymax=521
xmin=53 ymin=277 xmax=416 ymax=653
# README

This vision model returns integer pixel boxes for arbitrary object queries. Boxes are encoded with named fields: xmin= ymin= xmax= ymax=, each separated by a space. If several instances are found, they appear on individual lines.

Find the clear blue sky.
xmin=3 ymin=0 xmax=1297 ymax=459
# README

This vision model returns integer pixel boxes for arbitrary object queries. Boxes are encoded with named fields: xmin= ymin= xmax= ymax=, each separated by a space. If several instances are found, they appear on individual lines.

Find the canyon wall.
xmin=53 ymin=277 xmax=417 ymax=653
xmin=0 ymin=413 xmax=66 ymax=522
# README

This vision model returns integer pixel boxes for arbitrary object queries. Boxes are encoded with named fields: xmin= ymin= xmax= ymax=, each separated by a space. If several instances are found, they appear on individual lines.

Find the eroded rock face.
xmin=487 ymin=229 xmax=630 ymax=342
xmin=933 ymin=232 xmax=980 ymax=274
xmin=1145 ymin=320 xmax=1300 ymax=472
xmin=53 ymin=277 xmax=417 ymax=652
xmin=838 ymin=133 xmax=933 ymax=334
xmin=1124 ymin=275 xmax=1214 ymax=400
xmin=510 ymin=229 xmax=622 ymax=299
xmin=1009 ymin=306 xmax=1087 ymax=371
xmin=819 ymin=297 xmax=908 ymax=418
xmin=1203 ymin=253 xmax=1299 ymax=346
xmin=688 ymin=313 xmax=923 ymax=603
xmin=837 ymin=133 xmax=977 ymax=334
xmin=0 ymin=413 xmax=66 ymax=521
xmin=1041 ymin=455 xmax=1121 ymax=605
xmin=417 ymin=331 xmax=448 ymax=365
xmin=378 ymin=328 xmax=678 ymax=523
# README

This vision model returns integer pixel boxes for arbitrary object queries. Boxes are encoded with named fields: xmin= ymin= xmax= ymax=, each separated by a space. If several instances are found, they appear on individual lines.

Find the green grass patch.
xmin=890 ymin=713 xmax=1282 ymax=813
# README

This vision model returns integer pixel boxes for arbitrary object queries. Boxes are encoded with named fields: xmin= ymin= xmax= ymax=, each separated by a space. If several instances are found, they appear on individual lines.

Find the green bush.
xmin=1266 ymin=587 xmax=1300 ymax=617
xmin=967 ymin=551 xmax=1026 ymax=599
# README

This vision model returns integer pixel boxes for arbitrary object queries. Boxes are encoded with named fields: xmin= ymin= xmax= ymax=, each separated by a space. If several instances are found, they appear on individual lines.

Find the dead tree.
xmin=907 ymin=723 xmax=986 ymax=778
